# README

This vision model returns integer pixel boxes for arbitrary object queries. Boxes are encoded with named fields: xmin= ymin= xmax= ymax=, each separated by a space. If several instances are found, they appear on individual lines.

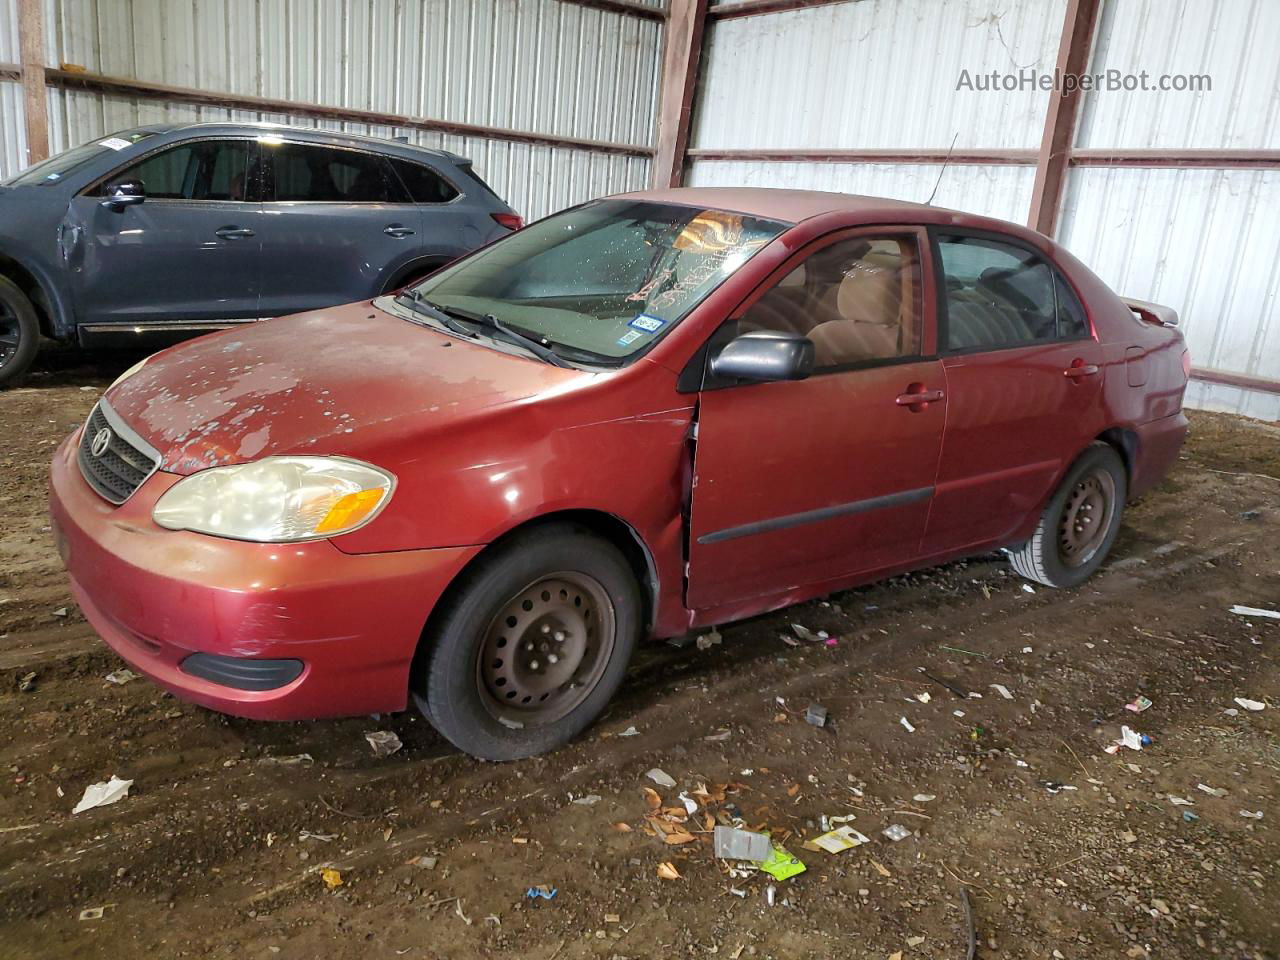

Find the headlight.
xmin=153 ymin=457 xmax=395 ymax=542
xmin=109 ymin=356 xmax=152 ymax=389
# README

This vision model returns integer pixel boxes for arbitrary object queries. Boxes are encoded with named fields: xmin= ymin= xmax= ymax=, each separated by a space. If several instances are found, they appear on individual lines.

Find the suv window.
xmin=938 ymin=235 xmax=1087 ymax=350
xmin=388 ymin=158 xmax=459 ymax=203
xmin=740 ymin=235 xmax=922 ymax=369
xmin=102 ymin=139 xmax=252 ymax=201
xmin=268 ymin=143 xmax=404 ymax=203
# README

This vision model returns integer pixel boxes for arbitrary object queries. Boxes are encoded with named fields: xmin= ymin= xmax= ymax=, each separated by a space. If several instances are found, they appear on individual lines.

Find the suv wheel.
xmin=412 ymin=523 xmax=640 ymax=761
xmin=0 ymin=275 xmax=39 ymax=388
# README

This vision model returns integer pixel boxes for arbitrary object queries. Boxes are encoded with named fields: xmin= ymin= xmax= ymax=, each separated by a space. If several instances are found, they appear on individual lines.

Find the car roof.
xmin=138 ymin=121 xmax=468 ymax=166
xmin=614 ymin=186 xmax=1042 ymax=241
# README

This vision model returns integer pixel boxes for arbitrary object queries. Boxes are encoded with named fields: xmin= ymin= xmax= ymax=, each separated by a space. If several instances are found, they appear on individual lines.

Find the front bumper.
xmin=49 ymin=432 xmax=481 ymax=720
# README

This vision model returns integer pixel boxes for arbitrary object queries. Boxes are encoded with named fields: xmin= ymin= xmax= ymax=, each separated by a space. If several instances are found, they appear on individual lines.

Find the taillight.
xmin=491 ymin=213 xmax=523 ymax=231
xmin=1181 ymin=349 xmax=1191 ymax=379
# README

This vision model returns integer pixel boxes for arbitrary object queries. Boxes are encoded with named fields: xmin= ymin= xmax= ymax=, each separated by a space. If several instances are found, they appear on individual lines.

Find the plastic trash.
xmin=900 ymin=717 xmax=916 ymax=733
xmin=714 ymin=825 xmax=772 ymax=861
xmin=104 ymin=669 xmax=139 ymax=685
xmin=525 ymin=885 xmax=557 ymax=900
xmin=72 ymin=775 xmax=133 ymax=814
xmin=1124 ymin=696 xmax=1153 ymax=713
xmin=990 ymin=683 xmax=1013 ymax=700
xmin=882 ymin=824 xmax=911 ymax=842
xmin=1229 ymin=605 xmax=1280 ymax=620
xmin=1233 ymin=698 xmax=1266 ymax=712
xmin=759 ymin=842 xmax=806 ymax=881
xmin=570 ymin=794 xmax=601 ymax=806
xmin=365 ymin=731 xmax=403 ymax=757
xmin=646 ymin=768 xmax=676 ymax=788
xmin=696 ymin=628 xmax=723 ymax=651
xmin=1240 ymin=810 xmax=1264 ymax=820
xmin=811 ymin=825 xmax=871 ymax=853
xmin=320 ymin=868 xmax=343 ymax=890
xmin=805 ymin=704 xmax=829 ymax=728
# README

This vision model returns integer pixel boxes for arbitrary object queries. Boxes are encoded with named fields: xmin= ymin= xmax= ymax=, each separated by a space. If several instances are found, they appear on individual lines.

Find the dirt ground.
xmin=1 ymin=350 xmax=1277 ymax=960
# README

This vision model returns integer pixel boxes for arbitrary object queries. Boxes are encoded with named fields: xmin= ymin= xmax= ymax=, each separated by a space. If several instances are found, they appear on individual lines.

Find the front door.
xmin=255 ymin=140 xmax=426 ymax=316
xmin=687 ymin=228 xmax=946 ymax=611
xmin=921 ymin=231 xmax=1107 ymax=554
xmin=67 ymin=137 xmax=264 ymax=327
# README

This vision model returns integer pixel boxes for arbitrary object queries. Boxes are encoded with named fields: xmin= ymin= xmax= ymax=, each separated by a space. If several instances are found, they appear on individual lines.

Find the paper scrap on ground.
xmin=812 ymin=825 xmax=871 ymax=853
xmin=899 ymin=717 xmax=916 ymax=733
xmin=991 ymin=683 xmax=1013 ymax=700
xmin=365 ymin=730 xmax=403 ymax=757
xmin=72 ymin=775 xmax=133 ymax=814
xmin=646 ymin=768 xmax=676 ymax=788
xmin=104 ymin=669 xmax=139 ymax=685
xmin=1229 ymin=605 xmax=1280 ymax=620
xmin=1233 ymin=698 xmax=1266 ymax=712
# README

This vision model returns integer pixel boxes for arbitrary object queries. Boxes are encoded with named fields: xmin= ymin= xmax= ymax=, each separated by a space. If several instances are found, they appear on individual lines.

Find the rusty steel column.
xmin=651 ymin=0 xmax=709 ymax=188
xmin=1027 ymin=0 xmax=1101 ymax=237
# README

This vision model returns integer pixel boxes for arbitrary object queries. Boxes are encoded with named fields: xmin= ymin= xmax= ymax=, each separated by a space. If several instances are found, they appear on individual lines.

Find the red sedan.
xmin=49 ymin=188 xmax=1189 ymax=759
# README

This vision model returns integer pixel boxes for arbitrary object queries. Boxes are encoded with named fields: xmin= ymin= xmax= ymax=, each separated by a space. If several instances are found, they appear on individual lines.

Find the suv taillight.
xmin=491 ymin=213 xmax=523 ymax=231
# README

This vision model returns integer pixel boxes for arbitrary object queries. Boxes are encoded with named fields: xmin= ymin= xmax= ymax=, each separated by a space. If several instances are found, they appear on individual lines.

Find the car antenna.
xmin=925 ymin=132 xmax=959 ymax=206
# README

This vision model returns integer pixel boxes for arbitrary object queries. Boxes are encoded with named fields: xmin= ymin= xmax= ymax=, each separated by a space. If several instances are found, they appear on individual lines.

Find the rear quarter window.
xmin=389 ymin=158 xmax=459 ymax=203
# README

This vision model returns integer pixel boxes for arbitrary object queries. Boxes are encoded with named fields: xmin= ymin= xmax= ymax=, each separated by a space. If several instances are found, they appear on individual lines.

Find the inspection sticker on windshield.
xmin=628 ymin=314 xmax=666 ymax=333
xmin=617 ymin=329 xmax=645 ymax=347
xmin=98 ymin=137 xmax=133 ymax=151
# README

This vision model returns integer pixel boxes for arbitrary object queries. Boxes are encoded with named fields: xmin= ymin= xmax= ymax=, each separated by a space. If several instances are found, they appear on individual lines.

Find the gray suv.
xmin=0 ymin=122 xmax=521 ymax=385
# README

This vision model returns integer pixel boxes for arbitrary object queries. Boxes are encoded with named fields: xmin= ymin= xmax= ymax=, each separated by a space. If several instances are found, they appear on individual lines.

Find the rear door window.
xmin=388 ymin=158 xmax=459 ymax=203
xmin=937 ymin=235 xmax=1089 ymax=350
xmin=267 ymin=143 xmax=404 ymax=203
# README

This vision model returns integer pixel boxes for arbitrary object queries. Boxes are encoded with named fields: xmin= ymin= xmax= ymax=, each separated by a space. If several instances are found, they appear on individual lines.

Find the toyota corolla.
xmin=49 ymin=188 xmax=1189 ymax=760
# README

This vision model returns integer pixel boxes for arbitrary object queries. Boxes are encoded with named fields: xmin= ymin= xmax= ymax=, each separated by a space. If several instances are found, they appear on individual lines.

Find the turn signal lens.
xmin=315 ymin=489 xmax=386 ymax=534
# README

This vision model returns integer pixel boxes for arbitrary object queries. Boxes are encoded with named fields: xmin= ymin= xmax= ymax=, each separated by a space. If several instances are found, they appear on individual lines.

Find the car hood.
xmin=105 ymin=301 xmax=585 ymax=474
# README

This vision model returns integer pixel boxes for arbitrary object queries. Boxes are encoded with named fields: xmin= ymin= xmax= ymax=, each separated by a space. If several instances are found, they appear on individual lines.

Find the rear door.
xmin=256 ymin=140 xmax=424 ymax=315
xmin=920 ymin=231 xmax=1106 ymax=554
xmin=67 ymin=137 xmax=264 ymax=327
xmin=686 ymin=227 xmax=946 ymax=611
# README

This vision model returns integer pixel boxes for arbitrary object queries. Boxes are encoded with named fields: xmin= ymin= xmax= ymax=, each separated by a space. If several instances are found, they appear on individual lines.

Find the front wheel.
xmin=0 ymin=275 xmax=40 ymax=388
xmin=1008 ymin=442 xmax=1127 ymax=588
xmin=412 ymin=524 xmax=640 ymax=761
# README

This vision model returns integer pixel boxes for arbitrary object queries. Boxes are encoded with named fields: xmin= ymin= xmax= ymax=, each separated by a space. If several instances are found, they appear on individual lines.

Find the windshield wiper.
xmin=428 ymin=301 xmax=572 ymax=369
xmin=394 ymin=289 xmax=477 ymax=338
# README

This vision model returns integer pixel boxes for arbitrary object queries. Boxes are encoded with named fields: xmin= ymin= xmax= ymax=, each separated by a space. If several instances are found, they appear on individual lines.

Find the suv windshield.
xmin=405 ymin=199 xmax=789 ymax=360
xmin=2 ymin=130 xmax=158 ymax=186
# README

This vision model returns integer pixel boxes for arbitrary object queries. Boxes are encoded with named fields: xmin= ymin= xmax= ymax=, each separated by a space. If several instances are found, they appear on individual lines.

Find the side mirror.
xmin=101 ymin=180 xmax=145 ymax=209
xmin=710 ymin=330 xmax=815 ymax=383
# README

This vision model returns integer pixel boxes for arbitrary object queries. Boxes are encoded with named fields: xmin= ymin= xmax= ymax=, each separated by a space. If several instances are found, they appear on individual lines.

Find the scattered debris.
xmin=525 ymin=885 xmax=557 ymax=901
xmin=1233 ymin=697 xmax=1266 ymax=712
xmin=72 ymin=775 xmax=133 ymax=814
xmin=1168 ymin=795 xmax=1195 ymax=807
xmin=53 ymin=607 xmax=68 ymax=617
xmin=409 ymin=855 xmax=438 ymax=870
xmin=1039 ymin=780 xmax=1078 ymax=795
xmin=646 ymin=768 xmax=676 ymax=788
xmin=790 ymin=623 xmax=828 ymax=643
xmin=696 ymin=627 xmax=723 ymax=651
xmin=914 ymin=691 xmax=932 ymax=704
xmin=365 ymin=730 xmax=403 ymax=758
xmin=703 ymin=729 xmax=732 ymax=741
xmin=104 ymin=669 xmax=139 ymax=685
xmin=78 ymin=907 xmax=106 ymax=921
xmin=320 ymin=868 xmax=343 ymax=890
xmin=759 ymin=841 xmax=806 ymax=881
xmin=618 ymin=725 xmax=640 ymax=737
xmin=259 ymin=754 xmax=314 ymax=766
xmin=677 ymin=792 xmax=698 ymax=816
xmin=1240 ymin=810 xmax=1264 ymax=820
xmin=919 ymin=668 xmax=971 ymax=698
xmin=1124 ymin=695 xmax=1153 ymax=713
xmin=1196 ymin=783 xmax=1228 ymax=798
xmin=455 ymin=900 xmax=472 ymax=924
xmin=570 ymin=794 xmax=601 ymax=807
xmin=912 ymin=794 xmax=936 ymax=803
xmin=1182 ymin=810 xmax=1200 ymax=822
xmin=906 ymin=935 xmax=926 ymax=948
xmin=764 ymin=884 xmax=777 ymax=907
xmin=871 ymin=859 xmax=891 ymax=877
xmin=990 ymin=683 xmax=1013 ymax=700
xmin=882 ymin=824 xmax=911 ymax=842
xmin=961 ymin=887 xmax=977 ymax=960
xmin=714 ymin=826 xmax=772 ymax=861
xmin=656 ymin=862 xmax=681 ymax=880
xmin=1104 ymin=725 xmax=1150 ymax=754
xmin=811 ymin=825 xmax=871 ymax=853
xmin=299 ymin=830 xmax=337 ymax=842
xmin=1021 ymin=584 xmax=1036 ymax=594
xmin=805 ymin=704 xmax=829 ymax=728
xmin=900 ymin=717 xmax=916 ymax=733
xmin=1229 ymin=605 xmax=1280 ymax=620
xmin=17 ymin=671 xmax=36 ymax=693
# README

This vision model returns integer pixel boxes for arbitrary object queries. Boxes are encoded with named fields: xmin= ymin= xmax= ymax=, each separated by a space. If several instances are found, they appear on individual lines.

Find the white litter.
xmin=953 ymin=710 xmax=966 ymax=718
xmin=570 ymin=794 xmax=601 ymax=807
xmin=914 ymin=692 xmax=932 ymax=704
xmin=1234 ymin=698 xmax=1266 ymax=712
xmin=790 ymin=623 xmax=828 ymax=643
xmin=618 ymin=725 xmax=640 ymax=737
xmin=1229 ymin=605 xmax=1280 ymax=620
xmin=899 ymin=717 xmax=916 ymax=733
xmin=1022 ymin=646 xmax=1033 ymax=654
xmin=646 ymin=768 xmax=677 ymax=788
xmin=696 ymin=627 xmax=723 ymax=651
xmin=1196 ymin=783 xmax=1228 ymax=798
xmin=1239 ymin=810 xmax=1264 ymax=820
xmin=1021 ymin=584 xmax=1036 ymax=594
xmin=365 ymin=730 xmax=403 ymax=758
xmin=104 ymin=669 xmax=139 ymax=685
xmin=912 ymin=794 xmax=936 ymax=803
xmin=1168 ymin=795 xmax=1195 ymax=807
xmin=677 ymin=791 xmax=698 ymax=815
xmin=72 ymin=775 xmax=133 ymax=814
xmin=990 ymin=684 xmax=1013 ymax=700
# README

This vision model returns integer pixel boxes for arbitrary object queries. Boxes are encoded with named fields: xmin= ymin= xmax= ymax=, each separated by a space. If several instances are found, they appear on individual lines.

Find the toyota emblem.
xmin=91 ymin=427 xmax=113 ymax=458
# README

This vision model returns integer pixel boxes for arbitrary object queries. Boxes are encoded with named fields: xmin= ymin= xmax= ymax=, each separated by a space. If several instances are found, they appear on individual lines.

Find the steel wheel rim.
xmin=1058 ymin=467 xmax=1116 ymax=568
xmin=476 ymin=572 xmax=616 ymax=726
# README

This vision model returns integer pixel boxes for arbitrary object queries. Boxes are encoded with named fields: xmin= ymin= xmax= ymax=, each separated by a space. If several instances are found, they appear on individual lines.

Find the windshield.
xmin=2 ymin=130 xmax=159 ymax=186
xmin=407 ymin=199 xmax=789 ymax=360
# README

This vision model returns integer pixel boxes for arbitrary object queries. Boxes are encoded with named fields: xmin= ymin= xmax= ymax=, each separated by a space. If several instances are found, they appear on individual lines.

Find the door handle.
xmin=1064 ymin=362 xmax=1100 ymax=379
xmin=215 ymin=226 xmax=255 ymax=239
xmin=895 ymin=386 xmax=945 ymax=410
xmin=383 ymin=224 xmax=416 ymax=238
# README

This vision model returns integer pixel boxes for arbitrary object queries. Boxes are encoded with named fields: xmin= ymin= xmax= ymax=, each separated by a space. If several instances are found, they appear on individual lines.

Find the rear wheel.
xmin=0 ymin=275 xmax=40 ymax=388
xmin=412 ymin=524 xmax=640 ymax=760
xmin=1008 ymin=442 xmax=1127 ymax=588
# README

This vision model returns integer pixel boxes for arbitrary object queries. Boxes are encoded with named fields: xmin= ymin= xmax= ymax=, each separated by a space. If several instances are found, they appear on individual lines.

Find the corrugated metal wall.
xmin=690 ymin=0 xmax=1066 ymax=219
xmin=1062 ymin=0 xmax=1280 ymax=418
xmin=0 ymin=0 xmax=26 ymax=179
xmin=29 ymin=0 xmax=661 ymax=220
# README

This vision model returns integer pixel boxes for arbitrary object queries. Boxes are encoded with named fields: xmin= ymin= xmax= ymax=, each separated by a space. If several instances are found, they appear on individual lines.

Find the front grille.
xmin=77 ymin=401 xmax=161 ymax=505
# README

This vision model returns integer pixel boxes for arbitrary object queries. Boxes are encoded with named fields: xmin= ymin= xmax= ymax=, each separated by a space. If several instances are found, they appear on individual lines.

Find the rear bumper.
xmin=49 ymin=431 xmax=481 ymax=720
xmin=1131 ymin=411 xmax=1189 ymax=498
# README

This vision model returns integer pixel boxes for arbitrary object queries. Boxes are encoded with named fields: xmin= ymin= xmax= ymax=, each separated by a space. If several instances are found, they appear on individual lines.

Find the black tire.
xmin=0 ymin=275 xmax=40 ymax=389
xmin=1009 ymin=442 xmax=1127 ymax=589
xmin=382 ymin=260 xmax=447 ymax=295
xmin=412 ymin=523 xmax=641 ymax=761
